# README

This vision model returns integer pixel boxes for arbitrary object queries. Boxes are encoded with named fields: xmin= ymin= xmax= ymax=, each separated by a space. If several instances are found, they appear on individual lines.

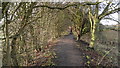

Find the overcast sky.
xmin=100 ymin=13 xmax=118 ymax=25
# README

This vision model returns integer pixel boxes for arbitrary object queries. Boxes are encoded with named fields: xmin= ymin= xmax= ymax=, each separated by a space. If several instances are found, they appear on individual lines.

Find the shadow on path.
xmin=53 ymin=34 xmax=85 ymax=66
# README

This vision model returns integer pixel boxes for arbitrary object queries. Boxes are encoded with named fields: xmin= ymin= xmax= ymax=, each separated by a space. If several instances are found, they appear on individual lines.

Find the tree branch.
xmin=10 ymin=3 xmax=22 ymax=21
xmin=99 ymin=8 xmax=120 ymax=20
xmin=33 ymin=2 xmax=101 ymax=10
xmin=0 ymin=17 xmax=40 ymax=40
xmin=104 ymin=17 xmax=120 ymax=24
xmin=99 ymin=2 xmax=112 ymax=17
xmin=33 ymin=4 xmax=78 ymax=10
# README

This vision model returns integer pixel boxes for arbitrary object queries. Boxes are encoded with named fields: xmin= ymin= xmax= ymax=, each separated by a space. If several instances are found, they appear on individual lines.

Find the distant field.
xmin=81 ymin=30 xmax=118 ymax=66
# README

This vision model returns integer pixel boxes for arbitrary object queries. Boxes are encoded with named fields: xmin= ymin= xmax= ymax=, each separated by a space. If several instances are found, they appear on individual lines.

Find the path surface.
xmin=53 ymin=34 xmax=85 ymax=66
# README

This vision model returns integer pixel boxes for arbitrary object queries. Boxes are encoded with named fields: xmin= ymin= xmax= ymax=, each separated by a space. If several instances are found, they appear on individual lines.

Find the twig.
xmin=97 ymin=47 xmax=115 ymax=65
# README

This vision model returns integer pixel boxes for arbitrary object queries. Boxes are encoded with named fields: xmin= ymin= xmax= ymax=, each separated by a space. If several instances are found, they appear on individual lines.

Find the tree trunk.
xmin=77 ymin=22 xmax=86 ymax=41
xmin=89 ymin=22 xmax=96 ymax=48
xmin=76 ymin=29 xmax=81 ymax=41
xmin=89 ymin=18 xmax=99 ymax=48
xmin=77 ymin=33 xmax=81 ymax=41
xmin=89 ymin=4 xmax=100 ymax=48
xmin=5 ymin=9 xmax=11 ymax=66
xmin=69 ymin=26 xmax=73 ymax=34
xmin=11 ymin=38 xmax=18 ymax=66
xmin=0 ymin=28 xmax=3 ymax=67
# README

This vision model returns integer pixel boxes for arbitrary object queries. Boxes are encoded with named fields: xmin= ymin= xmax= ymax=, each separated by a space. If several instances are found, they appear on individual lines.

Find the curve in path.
xmin=53 ymin=34 xmax=85 ymax=66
